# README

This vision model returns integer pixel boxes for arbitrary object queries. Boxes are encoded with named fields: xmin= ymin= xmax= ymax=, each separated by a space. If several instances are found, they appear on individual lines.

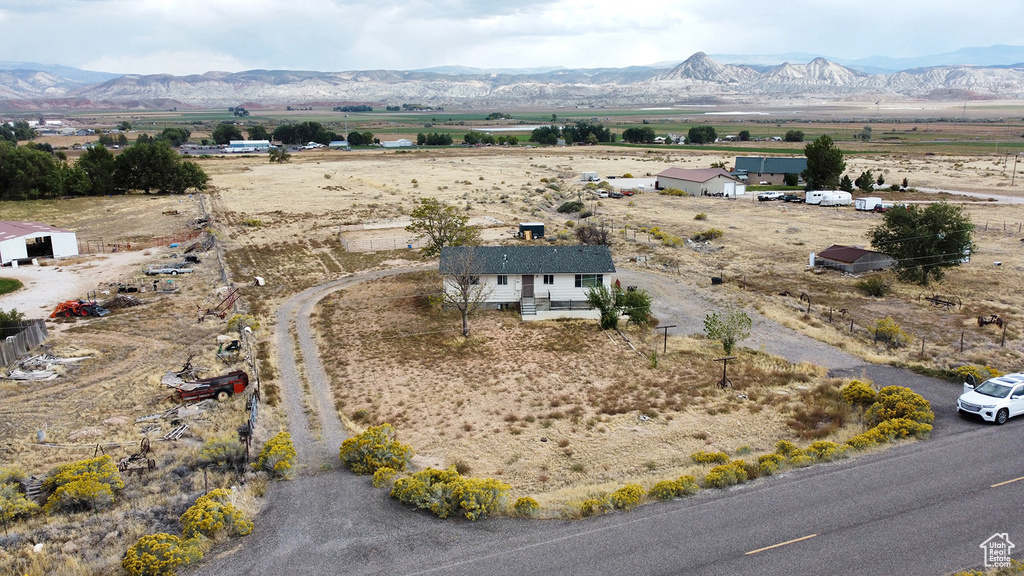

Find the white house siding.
xmin=445 ymin=273 xmax=610 ymax=306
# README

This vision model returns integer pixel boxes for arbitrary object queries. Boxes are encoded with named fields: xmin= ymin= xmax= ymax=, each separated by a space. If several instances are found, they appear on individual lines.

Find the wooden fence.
xmin=1 ymin=320 xmax=49 ymax=367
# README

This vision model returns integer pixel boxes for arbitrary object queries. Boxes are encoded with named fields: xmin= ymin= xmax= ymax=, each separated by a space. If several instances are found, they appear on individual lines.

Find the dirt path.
xmin=273 ymin=265 xmax=432 ymax=470
xmin=614 ymin=266 xmax=865 ymax=370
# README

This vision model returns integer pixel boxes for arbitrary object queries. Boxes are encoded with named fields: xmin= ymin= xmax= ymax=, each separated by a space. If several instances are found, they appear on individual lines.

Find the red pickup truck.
xmin=176 ymin=371 xmax=250 ymax=402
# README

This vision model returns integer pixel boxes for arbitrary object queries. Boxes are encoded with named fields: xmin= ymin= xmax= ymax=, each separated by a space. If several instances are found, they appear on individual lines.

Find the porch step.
xmin=520 ymin=298 xmax=537 ymax=316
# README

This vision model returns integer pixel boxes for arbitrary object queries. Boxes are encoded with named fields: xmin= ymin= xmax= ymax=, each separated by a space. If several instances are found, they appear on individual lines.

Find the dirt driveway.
xmin=0 ymin=250 xmax=159 ymax=320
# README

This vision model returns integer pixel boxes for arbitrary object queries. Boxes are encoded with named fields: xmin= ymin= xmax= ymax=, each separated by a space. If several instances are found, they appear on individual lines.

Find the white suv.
xmin=957 ymin=373 xmax=1024 ymax=425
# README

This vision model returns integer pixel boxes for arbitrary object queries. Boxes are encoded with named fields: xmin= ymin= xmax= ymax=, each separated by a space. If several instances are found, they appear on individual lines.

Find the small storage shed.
xmin=0 ymin=221 xmax=79 ymax=265
xmin=518 ymin=222 xmax=545 ymax=239
xmin=814 ymin=244 xmax=894 ymax=273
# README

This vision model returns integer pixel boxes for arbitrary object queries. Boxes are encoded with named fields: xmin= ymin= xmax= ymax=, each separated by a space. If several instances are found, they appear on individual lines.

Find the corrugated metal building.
xmin=0 ymin=221 xmax=79 ymax=265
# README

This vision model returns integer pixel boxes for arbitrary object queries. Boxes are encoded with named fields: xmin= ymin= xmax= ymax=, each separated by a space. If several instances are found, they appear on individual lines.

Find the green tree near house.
xmin=802 ymin=135 xmax=846 ymax=190
xmin=406 ymin=198 xmax=481 ymax=257
xmin=869 ymin=202 xmax=975 ymax=285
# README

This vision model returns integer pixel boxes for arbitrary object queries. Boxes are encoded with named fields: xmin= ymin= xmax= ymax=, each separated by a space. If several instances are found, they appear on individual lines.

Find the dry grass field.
xmin=2 ymin=129 xmax=1024 ymax=572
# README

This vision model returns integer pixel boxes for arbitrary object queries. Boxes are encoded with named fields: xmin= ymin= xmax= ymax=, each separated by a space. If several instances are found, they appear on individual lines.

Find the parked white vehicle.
xmin=757 ymin=191 xmax=784 ymax=201
xmin=805 ymin=190 xmax=826 ymax=205
xmin=820 ymin=191 xmax=852 ymax=207
xmin=855 ymin=197 xmax=883 ymax=211
xmin=957 ymin=373 xmax=1024 ymax=425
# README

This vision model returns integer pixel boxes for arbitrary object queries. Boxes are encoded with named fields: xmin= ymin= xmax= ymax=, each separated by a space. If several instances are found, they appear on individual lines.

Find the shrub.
xmin=253 ymin=431 xmax=296 ymax=479
xmin=804 ymin=441 xmax=845 ymax=462
xmin=846 ymin=418 xmax=932 ymax=451
xmin=42 ymin=455 xmax=123 ymax=514
xmin=691 ymin=228 xmax=724 ymax=242
xmin=953 ymin=365 xmax=1002 ymax=383
xmin=0 ymin=483 xmax=39 ymax=523
xmin=866 ymin=386 xmax=934 ymax=426
xmin=693 ymin=212 xmax=708 ymax=220
xmin=868 ymin=317 xmax=909 ymax=349
xmin=691 ymin=450 xmax=730 ymax=465
xmin=757 ymin=453 xmax=786 ymax=476
xmin=122 ymin=533 xmax=204 ymax=576
xmin=0 ymin=466 xmax=26 ymax=486
xmin=576 ymin=497 xmax=608 ymax=518
xmin=622 ymin=173 xmax=633 ymax=178
xmin=854 ymin=276 xmax=891 ymax=297
xmin=703 ymin=461 xmax=748 ymax=488
xmin=180 ymin=488 xmax=253 ymax=539
xmin=556 ymin=200 xmax=584 ymax=213
xmin=840 ymin=380 xmax=877 ymax=407
xmin=390 ymin=467 xmax=509 ymax=521
xmin=513 ymin=496 xmax=540 ymax=517
xmin=649 ymin=475 xmax=701 ymax=500
xmin=786 ymin=451 xmax=814 ymax=467
xmin=774 ymin=440 xmax=798 ymax=456
xmin=372 ymin=467 xmax=397 ymax=488
xmin=339 ymin=424 xmax=413 ymax=475
xmin=609 ymin=484 xmax=645 ymax=510
xmin=658 ymin=187 xmax=689 ymax=197
xmin=198 ymin=437 xmax=247 ymax=470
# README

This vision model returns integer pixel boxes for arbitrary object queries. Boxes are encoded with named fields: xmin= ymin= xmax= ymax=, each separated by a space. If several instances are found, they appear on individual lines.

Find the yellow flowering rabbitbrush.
xmin=339 ymin=424 xmax=413 ymax=475
xmin=253 ymin=431 xmax=296 ymax=479
xmin=122 ymin=533 xmax=204 ymax=576
xmin=180 ymin=489 xmax=254 ymax=539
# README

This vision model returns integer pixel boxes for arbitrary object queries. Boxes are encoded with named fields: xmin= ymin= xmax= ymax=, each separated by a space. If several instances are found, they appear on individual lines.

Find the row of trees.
xmin=530 ymin=121 xmax=613 ymax=146
xmin=0 ymin=140 xmax=208 ymax=200
xmin=1 ymin=121 xmax=37 ymax=143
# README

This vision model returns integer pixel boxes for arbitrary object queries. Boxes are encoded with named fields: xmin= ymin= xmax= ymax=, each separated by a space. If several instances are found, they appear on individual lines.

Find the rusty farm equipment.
xmin=197 ymin=287 xmax=240 ymax=322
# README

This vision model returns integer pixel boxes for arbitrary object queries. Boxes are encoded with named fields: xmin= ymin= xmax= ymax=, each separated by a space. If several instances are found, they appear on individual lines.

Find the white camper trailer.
xmin=855 ymin=197 xmax=883 ymax=211
xmin=805 ymin=191 xmax=827 ymax=205
xmin=581 ymin=172 xmax=599 ymax=182
xmin=820 ymin=191 xmax=852 ymax=207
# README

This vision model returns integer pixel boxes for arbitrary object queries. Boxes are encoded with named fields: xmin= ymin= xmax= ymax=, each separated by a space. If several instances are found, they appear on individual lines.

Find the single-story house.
xmin=814 ymin=244 xmax=895 ymax=273
xmin=733 ymin=157 xmax=808 ymax=185
xmin=439 ymin=245 xmax=616 ymax=321
xmin=0 ymin=221 xmax=79 ymax=265
xmin=382 ymin=139 xmax=414 ymax=148
xmin=655 ymin=167 xmax=746 ymax=197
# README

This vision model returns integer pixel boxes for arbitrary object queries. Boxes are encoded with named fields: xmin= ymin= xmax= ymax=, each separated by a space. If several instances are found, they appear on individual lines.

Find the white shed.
xmin=0 ymin=221 xmax=79 ymax=265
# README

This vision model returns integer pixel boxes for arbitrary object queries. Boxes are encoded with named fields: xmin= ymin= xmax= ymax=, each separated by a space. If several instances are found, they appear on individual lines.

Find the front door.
xmin=522 ymin=275 xmax=534 ymax=298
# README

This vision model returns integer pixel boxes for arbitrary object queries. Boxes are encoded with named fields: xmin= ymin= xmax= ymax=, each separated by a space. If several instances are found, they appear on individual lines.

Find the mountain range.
xmin=1 ymin=50 xmax=1022 ymax=111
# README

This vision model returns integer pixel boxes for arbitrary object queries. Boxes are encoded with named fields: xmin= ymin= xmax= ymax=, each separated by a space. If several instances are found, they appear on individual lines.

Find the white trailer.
xmin=820 ymin=191 xmax=853 ymax=207
xmin=855 ymin=197 xmax=883 ymax=211
xmin=805 ymin=190 xmax=827 ymax=205
xmin=581 ymin=172 xmax=599 ymax=182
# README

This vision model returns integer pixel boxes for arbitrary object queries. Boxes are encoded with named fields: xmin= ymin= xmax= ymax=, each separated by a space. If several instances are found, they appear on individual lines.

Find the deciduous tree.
xmin=869 ymin=202 xmax=975 ymax=285
xmin=406 ymin=198 xmax=480 ymax=257
xmin=703 ymin=305 xmax=751 ymax=355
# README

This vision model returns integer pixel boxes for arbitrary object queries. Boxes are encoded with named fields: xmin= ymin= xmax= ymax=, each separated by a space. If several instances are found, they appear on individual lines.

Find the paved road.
xmin=190 ymin=268 xmax=1022 ymax=576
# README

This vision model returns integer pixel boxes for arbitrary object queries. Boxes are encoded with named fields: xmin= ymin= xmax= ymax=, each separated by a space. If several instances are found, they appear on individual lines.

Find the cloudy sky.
xmin=1 ymin=0 xmax=1021 ymax=75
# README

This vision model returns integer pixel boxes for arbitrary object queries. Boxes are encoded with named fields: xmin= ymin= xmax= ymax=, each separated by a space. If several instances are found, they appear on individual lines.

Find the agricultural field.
xmin=1 ymin=105 xmax=1024 ymax=573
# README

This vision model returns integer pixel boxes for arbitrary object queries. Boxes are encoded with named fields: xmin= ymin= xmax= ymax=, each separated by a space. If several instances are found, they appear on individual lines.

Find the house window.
xmin=497 ymin=275 xmax=507 ymax=286
xmin=574 ymin=274 xmax=603 ymax=288
xmin=543 ymin=275 xmax=554 ymax=285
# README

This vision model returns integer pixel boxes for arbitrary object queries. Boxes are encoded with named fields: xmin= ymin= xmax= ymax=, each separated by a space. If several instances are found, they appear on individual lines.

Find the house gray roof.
xmin=439 ymin=245 xmax=615 ymax=275
xmin=734 ymin=156 xmax=807 ymax=175
xmin=656 ymin=167 xmax=738 ymax=183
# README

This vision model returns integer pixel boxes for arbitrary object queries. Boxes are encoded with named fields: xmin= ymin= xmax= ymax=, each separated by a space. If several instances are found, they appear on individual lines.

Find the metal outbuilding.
xmin=0 ymin=221 xmax=79 ymax=265
xmin=655 ymin=167 xmax=745 ymax=197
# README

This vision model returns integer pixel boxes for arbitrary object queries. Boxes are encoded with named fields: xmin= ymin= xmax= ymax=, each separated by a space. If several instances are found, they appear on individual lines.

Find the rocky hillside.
xmin=1 ymin=52 xmax=1022 ymax=110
